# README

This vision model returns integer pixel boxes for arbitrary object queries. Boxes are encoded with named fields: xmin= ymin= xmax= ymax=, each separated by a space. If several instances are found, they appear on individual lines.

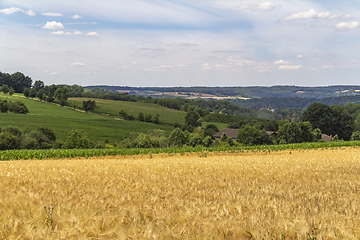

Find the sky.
xmin=1 ymin=0 xmax=360 ymax=87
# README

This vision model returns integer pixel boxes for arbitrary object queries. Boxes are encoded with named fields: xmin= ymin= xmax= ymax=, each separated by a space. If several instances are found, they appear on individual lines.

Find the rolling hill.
xmin=0 ymin=94 xmax=174 ymax=143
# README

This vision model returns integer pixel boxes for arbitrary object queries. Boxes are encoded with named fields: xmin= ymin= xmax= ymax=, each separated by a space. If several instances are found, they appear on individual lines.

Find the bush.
xmin=8 ymin=102 xmax=29 ymax=114
xmin=0 ymin=132 xmax=19 ymax=150
xmin=138 ymin=113 xmax=144 ymax=122
xmin=203 ymin=136 xmax=213 ymax=147
xmin=135 ymin=133 xmax=153 ymax=148
xmin=169 ymin=128 xmax=187 ymax=147
xmin=189 ymin=136 xmax=203 ymax=147
xmin=351 ymin=131 xmax=360 ymax=141
xmin=20 ymin=136 xmax=40 ymax=149
xmin=38 ymin=127 xmax=56 ymax=142
xmin=237 ymin=124 xmax=272 ymax=146
xmin=145 ymin=114 xmax=152 ymax=123
xmin=0 ymin=100 xmax=8 ymax=113
xmin=64 ymin=130 xmax=92 ymax=149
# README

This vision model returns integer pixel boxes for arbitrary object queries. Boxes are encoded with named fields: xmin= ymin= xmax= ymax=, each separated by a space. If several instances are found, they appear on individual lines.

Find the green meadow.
xmin=69 ymin=97 xmax=186 ymax=125
xmin=0 ymin=94 xmax=173 ymax=143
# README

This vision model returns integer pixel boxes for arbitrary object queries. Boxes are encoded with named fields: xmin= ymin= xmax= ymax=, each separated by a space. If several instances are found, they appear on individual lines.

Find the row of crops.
xmin=1 ymin=141 xmax=360 ymax=161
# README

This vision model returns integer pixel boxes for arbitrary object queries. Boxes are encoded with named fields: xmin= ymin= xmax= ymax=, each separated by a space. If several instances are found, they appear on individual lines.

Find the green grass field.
xmin=0 ymin=94 xmax=173 ymax=143
xmin=69 ymin=97 xmax=186 ymax=125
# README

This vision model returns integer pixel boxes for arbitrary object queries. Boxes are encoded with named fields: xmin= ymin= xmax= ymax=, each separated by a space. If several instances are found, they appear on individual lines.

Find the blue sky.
xmin=1 ymin=0 xmax=360 ymax=87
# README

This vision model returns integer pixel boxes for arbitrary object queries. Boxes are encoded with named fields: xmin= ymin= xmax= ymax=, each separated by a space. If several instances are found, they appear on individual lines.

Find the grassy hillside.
xmin=0 ymin=94 xmax=173 ymax=143
xmin=69 ymin=97 xmax=186 ymax=125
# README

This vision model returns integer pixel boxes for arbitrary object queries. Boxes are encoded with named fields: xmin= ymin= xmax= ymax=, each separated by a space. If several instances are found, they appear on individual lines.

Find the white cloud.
xmin=42 ymin=21 xmax=65 ymax=29
xmin=233 ymin=2 xmax=276 ymax=11
xmin=297 ymin=55 xmax=303 ymax=58
xmin=51 ymin=72 xmax=60 ymax=75
xmin=42 ymin=12 xmax=63 ymax=17
xmin=71 ymin=63 xmax=86 ymax=66
xmin=0 ymin=7 xmax=22 ymax=15
xmin=51 ymin=31 xmax=65 ymax=35
xmin=283 ymin=9 xmax=329 ymax=21
xmin=283 ymin=9 xmax=352 ymax=21
xmin=335 ymin=22 xmax=359 ymax=30
xmin=51 ymin=31 xmax=82 ymax=35
xmin=0 ymin=7 xmax=36 ymax=16
xmin=322 ymin=66 xmax=333 ymax=69
xmin=274 ymin=60 xmax=289 ymax=65
xmin=72 ymin=15 xmax=82 ymax=19
xmin=279 ymin=65 xmax=304 ymax=70
xmin=86 ymin=32 xmax=99 ymax=36
xmin=24 ymin=10 xmax=36 ymax=16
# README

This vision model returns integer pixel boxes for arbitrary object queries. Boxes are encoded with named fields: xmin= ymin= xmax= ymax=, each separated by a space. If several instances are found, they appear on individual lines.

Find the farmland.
xmin=69 ymin=97 xmax=187 ymax=125
xmin=0 ymin=94 xmax=173 ymax=142
xmin=1 ymin=148 xmax=360 ymax=239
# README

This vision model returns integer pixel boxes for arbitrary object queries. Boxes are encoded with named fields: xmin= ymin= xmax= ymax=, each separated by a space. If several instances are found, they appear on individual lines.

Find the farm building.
xmin=214 ymin=129 xmax=277 ymax=142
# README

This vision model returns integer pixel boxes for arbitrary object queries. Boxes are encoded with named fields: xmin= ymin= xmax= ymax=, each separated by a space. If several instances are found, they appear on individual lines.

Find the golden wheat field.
xmin=1 ymin=148 xmax=360 ymax=239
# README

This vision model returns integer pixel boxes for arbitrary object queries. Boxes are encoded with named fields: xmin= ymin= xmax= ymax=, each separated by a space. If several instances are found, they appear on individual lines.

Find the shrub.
xmin=351 ymin=131 xmax=360 ymax=141
xmin=189 ymin=136 xmax=203 ymax=147
xmin=145 ymin=114 xmax=152 ymax=123
xmin=203 ymin=136 xmax=213 ymax=147
xmin=237 ymin=124 xmax=272 ymax=146
xmin=135 ymin=133 xmax=153 ymax=148
xmin=64 ymin=130 xmax=92 ymax=149
xmin=8 ymin=102 xmax=29 ymax=114
xmin=0 ymin=132 xmax=19 ymax=150
xmin=169 ymin=128 xmax=187 ymax=147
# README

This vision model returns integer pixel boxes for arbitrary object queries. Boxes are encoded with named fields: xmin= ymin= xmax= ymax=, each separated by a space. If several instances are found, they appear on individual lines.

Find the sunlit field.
xmin=1 ymin=148 xmax=360 ymax=239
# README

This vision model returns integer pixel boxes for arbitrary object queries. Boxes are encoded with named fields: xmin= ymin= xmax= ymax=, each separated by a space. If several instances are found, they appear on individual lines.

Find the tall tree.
xmin=10 ymin=72 xmax=32 ymax=93
xmin=303 ymin=103 xmax=354 ymax=140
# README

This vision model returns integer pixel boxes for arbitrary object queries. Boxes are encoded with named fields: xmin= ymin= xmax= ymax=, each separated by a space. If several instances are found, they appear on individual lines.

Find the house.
xmin=214 ymin=128 xmax=278 ymax=142
xmin=266 ymin=131 xmax=277 ymax=138
xmin=322 ymin=134 xmax=332 ymax=141
xmin=213 ymin=128 xmax=239 ymax=142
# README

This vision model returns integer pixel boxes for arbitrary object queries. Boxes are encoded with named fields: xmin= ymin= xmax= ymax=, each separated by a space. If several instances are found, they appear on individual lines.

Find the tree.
xmin=237 ymin=124 xmax=272 ymax=146
xmin=168 ymin=128 xmax=187 ymax=146
xmin=119 ymin=110 xmax=128 ymax=120
xmin=29 ymin=88 xmax=37 ymax=98
xmin=0 ymin=132 xmax=19 ymax=150
xmin=204 ymin=124 xmax=219 ymax=138
xmin=134 ymin=133 xmax=153 ymax=148
xmin=0 ymin=100 xmax=8 ymax=113
xmin=189 ymin=135 xmax=203 ymax=147
xmin=145 ymin=113 xmax=152 ymax=123
xmin=203 ymin=136 xmax=213 ymax=147
xmin=1 ymin=84 xmax=9 ymax=94
xmin=9 ymin=87 xmax=15 ymax=96
xmin=351 ymin=131 xmax=360 ymax=141
xmin=302 ymin=103 xmax=354 ymax=140
xmin=38 ymin=127 xmax=56 ymax=142
xmin=64 ymin=130 xmax=92 ymax=149
xmin=153 ymin=114 xmax=160 ymax=124
xmin=185 ymin=111 xmax=201 ymax=127
xmin=8 ymin=102 xmax=29 ymax=114
xmin=302 ymin=103 xmax=334 ymax=135
xmin=10 ymin=72 xmax=32 ymax=93
xmin=23 ymin=87 xmax=30 ymax=97
xmin=83 ymin=100 xmax=96 ymax=112
xmin=138 ymin=113 xmax=144 ymax=122
xmin=33 ymin=80 xmax=44 ymax=91
xmin=277 ymin=121 xmax=302 ymax=144
xmin=54 ymin=88 xmax=69 ymax=106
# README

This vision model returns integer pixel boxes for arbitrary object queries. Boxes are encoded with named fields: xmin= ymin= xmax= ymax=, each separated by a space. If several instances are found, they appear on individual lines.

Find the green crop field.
xmin=69 ymin=97 xmax=186 ymax=125
xmin=0 ymin=94 xmax=173 ymax=143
